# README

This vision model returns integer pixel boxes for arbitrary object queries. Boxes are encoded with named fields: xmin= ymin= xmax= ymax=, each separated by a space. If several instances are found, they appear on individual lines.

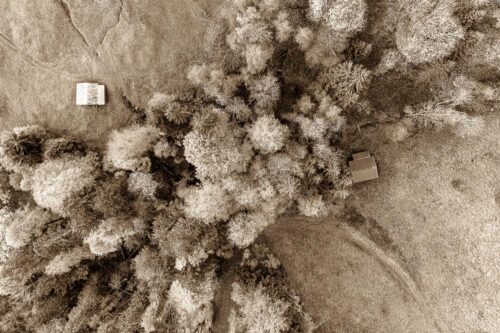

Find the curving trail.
xmin=338 ymin=223 xmax=448 ymax=333
xmin=263 ymin=217 xmax=443 ymax=333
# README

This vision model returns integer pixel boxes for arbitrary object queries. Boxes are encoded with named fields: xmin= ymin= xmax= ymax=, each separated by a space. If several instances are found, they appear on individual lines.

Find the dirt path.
xmin=338 ymin=223 xmax=448 ymax=333
xmin=212 ymin=254 xmax=240 ymax=333
xmin=263 ymin=218 xmax=440 ymax=333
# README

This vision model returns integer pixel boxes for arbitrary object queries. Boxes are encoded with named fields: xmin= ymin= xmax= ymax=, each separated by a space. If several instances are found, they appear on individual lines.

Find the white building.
xmin=76 ymin=83 xmax=105 ymax=106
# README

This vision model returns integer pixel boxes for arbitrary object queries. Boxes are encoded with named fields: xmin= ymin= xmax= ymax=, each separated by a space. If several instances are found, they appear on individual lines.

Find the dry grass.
xmin=263 ymin=113 xmax=500 ymax=333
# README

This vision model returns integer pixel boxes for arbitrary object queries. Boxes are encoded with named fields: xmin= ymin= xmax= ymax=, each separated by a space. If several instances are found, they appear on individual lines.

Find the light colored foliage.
xmin=228 ymin=211 xmax=271 ymax=248
xmin=45 ymin=245 xmax=94 ymax=275
xmin=296 ymin=94 xmax=316 ymax=114
xmin=298 ymin=194 xmax=328 ymax=218
xmin=227 ymin=6 xmax=273 ymax=51
xmin=295 ymin=27 xmax=315 ymax=50
xmin=405 ymin=102 xmax=484 ymax=138
xmin=187 ymin=65 xmax=240 ymax=105
xmin=296 ymin=115 xmax=329 ymax=141
xmin=3 ymin=205 xmax=52 ymax=249
xmin=396 ymin=0 xmax=464 ymax=64
xmin=31 ymin=154 xmax=99 ymax=216
xmin=106 ymin=125 xmax=161 ymax=172
xmin=226 ymin=97 xmax=253 ymax=121
xmin=133 ymin=246 xmax=163 ymax=284
xmin=245 ymin=44 xmax=274 ymax=74
xmin=181 ymin=183 xmax=234 ymax=224
xmin=183 ymin=111 xmax=253 ymax=181
xmin=248 ymin=115 xmax=289 ymax=154
xmin=153 ymin=140 xmax=178 ymax=159
xmin=168 ymin=274 xmax=215 ymax=332
xmin=375 ymin=49 xmax=406 ymax=74
xmin=230 ymin=282 xmax=291 ymax=333
xmin=325 ymin=0 xmax=367 ymax=33
xmin=308 ymin=0 xmax=326 ymax=22
xmin=273 ymin=11 xmax=293 ymax=42
xmin=85 ymin=217 xmax=143 ymax=255
xmin=147 ymin=92 xmax=172 ymax=110
xmin=309 ymin=0 xmax=367 ymax=33
xmin=322 ymin=61 xmax=372 ymax=107
xmin=128 ymin=172 xmax=158 ymax=198
xmin=248 ymin=73 xmax=281 ymax=112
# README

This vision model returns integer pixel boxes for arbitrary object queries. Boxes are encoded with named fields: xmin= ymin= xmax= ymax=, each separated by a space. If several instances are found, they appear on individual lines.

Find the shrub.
xmin=297 ymin=194 xmax=328 ymax=218
xmin=187 ymin=65 xmax=240 ymax=105
xmin=0 ymin=125 xmax=48 ymax=172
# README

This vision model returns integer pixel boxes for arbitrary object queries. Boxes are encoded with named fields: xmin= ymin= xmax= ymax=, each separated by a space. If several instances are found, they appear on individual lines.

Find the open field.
xmin=264 ymin=113 xmax=499 ymax=332
xmin=0 ymin=0 xmax=220 ymax=146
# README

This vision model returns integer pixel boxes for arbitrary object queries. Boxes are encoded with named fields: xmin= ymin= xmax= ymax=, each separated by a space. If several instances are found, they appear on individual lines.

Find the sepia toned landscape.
xmin=0 ymin=0 xmax=498 ymax=332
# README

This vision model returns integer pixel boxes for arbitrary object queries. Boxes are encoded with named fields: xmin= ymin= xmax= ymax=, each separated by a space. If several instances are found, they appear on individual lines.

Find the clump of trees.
xmin=229 ymin=245 xmax=314 ymax=333
xmin=370 ymin=0 xmax=496 ymax=140
xmin=1 ymin=0 xmax=497 ymax=331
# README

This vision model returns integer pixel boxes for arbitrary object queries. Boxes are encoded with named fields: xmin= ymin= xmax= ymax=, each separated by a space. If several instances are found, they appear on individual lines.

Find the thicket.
xmin=0 ymin=0 xmax=498 ymax=332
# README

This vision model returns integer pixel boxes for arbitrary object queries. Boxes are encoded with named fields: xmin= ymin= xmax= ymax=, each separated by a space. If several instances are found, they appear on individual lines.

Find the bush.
xmin=0 ymin=125 xmax=48 ymax=172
